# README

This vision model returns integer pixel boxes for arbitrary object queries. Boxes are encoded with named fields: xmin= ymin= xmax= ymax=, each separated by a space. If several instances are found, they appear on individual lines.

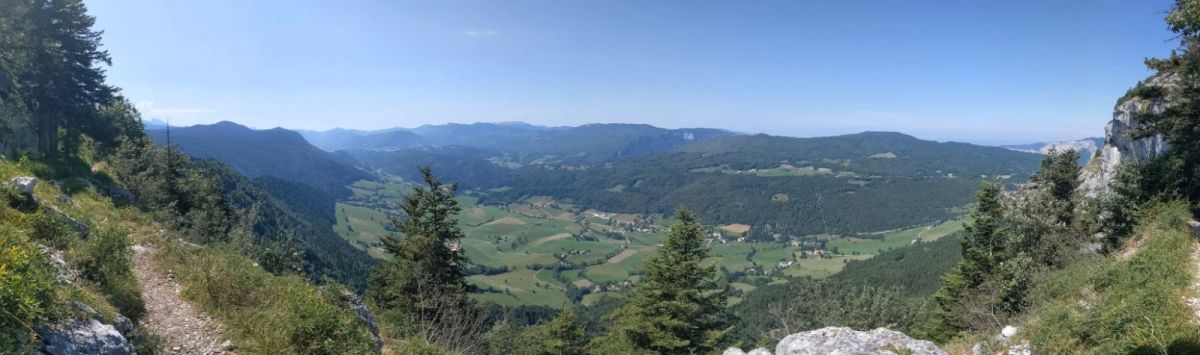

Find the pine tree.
xmin=367 ymin=167 xmax=476 ymax=343
xmin=1016 ymin=149 xmax=1083 ymax=268
xmin=919 ymin=181 xmax=1007 ymax=342
xmin=601 ymin=208 xmax=731 ymax=354
xmin=958 ymin=180 xmax=1006 ymax=286
xmin=13 ymin=0 xmax=112 ymax=159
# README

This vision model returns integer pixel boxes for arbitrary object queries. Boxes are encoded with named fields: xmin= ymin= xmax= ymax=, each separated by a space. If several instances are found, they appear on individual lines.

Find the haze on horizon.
xmin=89 ymin=0 xmax=1175 ymax=145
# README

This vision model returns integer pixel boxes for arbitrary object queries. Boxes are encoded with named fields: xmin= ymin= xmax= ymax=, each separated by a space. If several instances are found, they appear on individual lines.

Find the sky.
xmin=88 ymin=0 xmax=1178 ymax=144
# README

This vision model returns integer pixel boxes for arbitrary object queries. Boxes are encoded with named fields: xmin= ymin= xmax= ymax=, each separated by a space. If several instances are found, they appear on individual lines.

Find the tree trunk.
xmin=39 ymin=115 xmax=56 ymax=160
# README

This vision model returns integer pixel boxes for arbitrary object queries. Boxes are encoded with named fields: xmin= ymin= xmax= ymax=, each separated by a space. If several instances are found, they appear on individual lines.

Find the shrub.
xmin=0 ymin=231 xmax=56 ymax=352
xmin=30 ymin=211 xmax=76 ymax=249
xmin=71 ymin=226 xmax=144 ymax=320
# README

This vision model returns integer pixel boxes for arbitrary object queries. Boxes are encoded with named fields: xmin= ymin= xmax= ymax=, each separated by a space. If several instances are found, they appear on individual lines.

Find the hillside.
xmin=0 ymin=159 xmax=379 ymax=353
xmin=147 ymin=122 xmax=370 ymax=197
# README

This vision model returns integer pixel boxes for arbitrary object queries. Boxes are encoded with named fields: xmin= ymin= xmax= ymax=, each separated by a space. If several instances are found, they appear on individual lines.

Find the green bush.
xmin=71 ymin=226 xmax=144 ymax=320
xmin=30 ymin=211 xmax=77 ymax=249
xmin=0 ymin=231 xmax=56 ymax=352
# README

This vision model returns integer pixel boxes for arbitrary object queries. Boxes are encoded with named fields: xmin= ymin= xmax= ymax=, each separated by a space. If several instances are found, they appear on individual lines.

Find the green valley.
xmin=331 ymin=177 xmax=967 ymax=308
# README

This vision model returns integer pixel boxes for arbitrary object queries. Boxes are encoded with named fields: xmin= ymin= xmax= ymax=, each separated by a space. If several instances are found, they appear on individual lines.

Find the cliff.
xmin=1080 ymin=73 xmax=1177 ymax=196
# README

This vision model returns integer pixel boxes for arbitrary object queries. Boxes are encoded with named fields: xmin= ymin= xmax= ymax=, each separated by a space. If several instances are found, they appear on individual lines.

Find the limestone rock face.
xmin=725 ymin=327 xmax=946 ymax=355
xmin=1081 ymin=73 xmax=1177 ymax=196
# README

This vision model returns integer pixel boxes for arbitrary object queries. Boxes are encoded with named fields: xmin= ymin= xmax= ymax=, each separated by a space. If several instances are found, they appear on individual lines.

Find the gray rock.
xmin=36 ymin=312 xmax=135 ymax=355
xmin=723 ymin=348 xmax=748 ymax=355
xmin=748 ymin=348 xmax=772 ymax=355
xmin=1081 ymin=72 xmax=1177 ymax=196
xmin=11 ymin=176 xmax=36 ymax=196
xmin=38 ymin=245 xmax=76 ymax=284
xmin=773 ymin=327 xmax=947 ymax=355
xmin=999 ymin=325 xmax=1019 ymax=340
xmin=113 ymin=315 xmax=134 ymax=335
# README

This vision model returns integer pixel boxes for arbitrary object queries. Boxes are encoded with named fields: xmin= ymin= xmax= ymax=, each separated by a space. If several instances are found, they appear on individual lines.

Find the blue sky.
xmin=89 ymin=0 xmax=1177 ymax=144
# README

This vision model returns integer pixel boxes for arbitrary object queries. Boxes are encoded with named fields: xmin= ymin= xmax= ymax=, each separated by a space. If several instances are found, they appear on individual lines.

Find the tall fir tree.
xmin=367 ymin=167 xmax=472 ymax=336
xmin=958 ymin=180 xmax=1006 ymax=286
xmin=919 ymin=181 xmax=1007 ymax=342
xmin=11 ymin=0 xmax=112 ymax=159
xmin=600 ymin=208 xmax=731 ymax=354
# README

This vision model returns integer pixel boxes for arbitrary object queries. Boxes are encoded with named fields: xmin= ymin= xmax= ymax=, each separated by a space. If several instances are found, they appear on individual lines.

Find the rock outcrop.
xmin=1081 ymin=73 xmax=1177 ymax=196
xmin=35 ymin=303 xmax=135 ymax=355
xmin=725 ymin=327 xmax=946 ymax=355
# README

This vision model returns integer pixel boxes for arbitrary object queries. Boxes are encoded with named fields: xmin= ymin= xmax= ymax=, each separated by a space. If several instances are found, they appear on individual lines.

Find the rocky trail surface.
xmin=132 ymin=244 xmax=232 ymax=354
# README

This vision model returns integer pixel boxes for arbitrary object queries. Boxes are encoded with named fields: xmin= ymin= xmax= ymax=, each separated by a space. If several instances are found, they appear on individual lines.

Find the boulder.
xmin=999 ymin=325 xmax=1019 ymax=340
xmin=10 ymin=176 xmax=36 ymax=196
xmin=774 ymin=327 xmax=946 ymax=355
xmin=725 ymin=327 xmax=946 ymax=355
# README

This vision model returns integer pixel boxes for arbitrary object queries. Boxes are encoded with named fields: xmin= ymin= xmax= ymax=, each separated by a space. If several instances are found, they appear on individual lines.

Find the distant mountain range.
xmin=998 ymin=137 xmax=1104 ymax=165
xmin=299 ymin=122 xmax=737 ymax=164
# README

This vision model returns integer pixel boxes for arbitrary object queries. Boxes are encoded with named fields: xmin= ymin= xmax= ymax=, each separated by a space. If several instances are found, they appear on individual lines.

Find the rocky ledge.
xmin=724 ymin=327 xmax=946 ymax=355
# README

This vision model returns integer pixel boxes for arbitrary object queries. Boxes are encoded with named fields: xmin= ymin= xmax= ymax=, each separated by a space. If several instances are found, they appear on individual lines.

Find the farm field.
xmin=333 ymin=179 xmax=966 ymax=308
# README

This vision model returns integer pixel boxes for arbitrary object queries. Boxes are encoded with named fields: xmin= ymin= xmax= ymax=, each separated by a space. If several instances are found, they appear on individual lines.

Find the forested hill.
xmin=677 ymin=132 xmax=1044 ymax=177
xmin=147 ymin=121 xmax=370 ymax=197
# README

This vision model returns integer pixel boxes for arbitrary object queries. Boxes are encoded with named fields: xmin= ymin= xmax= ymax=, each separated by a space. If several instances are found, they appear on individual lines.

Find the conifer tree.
xmin=5 ymin=0 xmax=113 ymax=159
xmin=367 ymin=167 xmax=473 ymax=338
xmin=1098 ymin=161 xmax=1144 ymax=252
xmin=515 ymin=308 xmax=587 ymax=355
xmin=958 ymin=180 xmax=1005 ymax=286
xmin=601 ymin=208 xmax=730 ymax=354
